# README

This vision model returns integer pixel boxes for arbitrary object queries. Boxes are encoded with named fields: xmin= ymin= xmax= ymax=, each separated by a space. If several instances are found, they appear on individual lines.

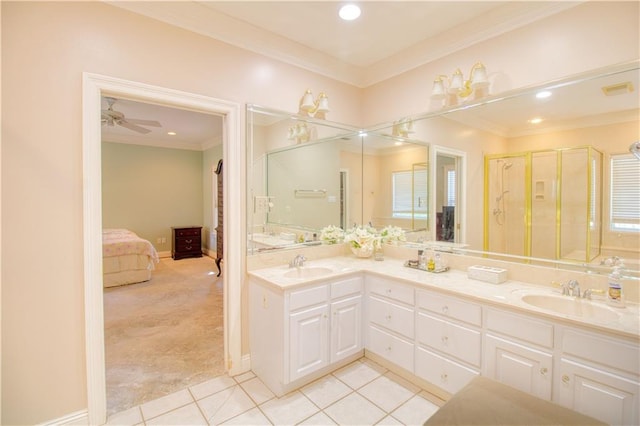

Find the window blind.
xmin=610 ymin=154 xmax=640 ymax=231
xmin=392 ymin=170 xmax=427 ymax=218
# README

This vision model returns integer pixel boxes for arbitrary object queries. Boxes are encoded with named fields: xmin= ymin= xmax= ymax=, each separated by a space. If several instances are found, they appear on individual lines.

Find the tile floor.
xmin=105 ymin=358 xmax=443 ymax=426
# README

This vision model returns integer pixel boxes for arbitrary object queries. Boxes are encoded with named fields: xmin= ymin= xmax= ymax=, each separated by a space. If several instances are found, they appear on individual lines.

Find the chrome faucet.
xmin=289 ymin=254 xmax=306 ymax=268
xmin=561 ymin=279 xmax=581 ymax=297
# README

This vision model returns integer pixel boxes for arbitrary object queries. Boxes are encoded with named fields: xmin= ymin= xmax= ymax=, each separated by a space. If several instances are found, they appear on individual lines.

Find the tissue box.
xmin=467 ymin=265 xmax=508 ymax=284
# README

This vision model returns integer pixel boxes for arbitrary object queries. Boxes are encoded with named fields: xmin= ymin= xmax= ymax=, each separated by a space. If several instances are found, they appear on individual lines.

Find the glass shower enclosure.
xmin=484 ymin=146 xmax=603 ymax=263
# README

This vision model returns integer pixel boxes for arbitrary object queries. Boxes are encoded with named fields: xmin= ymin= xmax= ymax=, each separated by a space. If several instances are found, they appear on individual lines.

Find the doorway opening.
xmin=100 ymin=96 xmax=225 ymax=415
xmin=83 ymin=73 xmax=244 ymax=425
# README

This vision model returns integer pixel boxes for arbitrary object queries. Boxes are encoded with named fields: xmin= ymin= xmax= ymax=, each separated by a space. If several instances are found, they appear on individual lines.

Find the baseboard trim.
xmin=157 ymin=250 xmax=171 ymax=258
xmin=38 ymin=409 xmax=89 ymax=426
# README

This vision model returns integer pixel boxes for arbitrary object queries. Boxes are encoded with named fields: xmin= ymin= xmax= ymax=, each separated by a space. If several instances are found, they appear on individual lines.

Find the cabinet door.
xmin=330 ymin=295 xmax=362 ymax=363
xmin=557 ymin=358 xmax=639 ymax=426
xmin=290 ymin=304 xmax=329 ymax=382
xmin=484 ymin=334 xmax=552 ymax=400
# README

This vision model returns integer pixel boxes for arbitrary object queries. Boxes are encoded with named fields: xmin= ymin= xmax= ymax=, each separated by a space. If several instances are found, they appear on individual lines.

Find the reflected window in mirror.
xmin=610 ymin=153 xmax=640 ymax=232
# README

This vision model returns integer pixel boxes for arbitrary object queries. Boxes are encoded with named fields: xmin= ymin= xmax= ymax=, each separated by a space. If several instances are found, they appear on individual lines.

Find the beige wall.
xmin=1 ymin=2 xmax=359 ymax=424
xmin=2 ymin=1 xmax=639 ymax=424
xmin=102 ymin=142 xmax=204 ymax=253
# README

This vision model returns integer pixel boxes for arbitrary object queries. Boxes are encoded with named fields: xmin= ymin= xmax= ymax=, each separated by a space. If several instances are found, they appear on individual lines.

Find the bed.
xmin=102 ymin=228 xmax=159 ymax=288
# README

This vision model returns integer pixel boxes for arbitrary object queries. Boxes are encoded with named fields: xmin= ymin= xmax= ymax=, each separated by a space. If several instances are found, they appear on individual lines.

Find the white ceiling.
xmin=100 ymin=1 xmax=601 ymax=149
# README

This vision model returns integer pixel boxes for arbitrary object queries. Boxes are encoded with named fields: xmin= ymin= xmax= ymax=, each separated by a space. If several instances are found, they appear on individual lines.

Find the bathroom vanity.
xmin=248 ymin=257 xmax=640 ymax=426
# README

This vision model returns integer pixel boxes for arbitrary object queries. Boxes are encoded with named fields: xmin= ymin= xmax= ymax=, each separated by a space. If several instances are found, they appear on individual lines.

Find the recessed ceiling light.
xmin=167 ymin=131 xmax=177 ymax=136
xmin=528 ymin=117 xmax=543 ymax=124
xmin=394 ymin=141 xmax=403 ymax=146
xmin=536 ymin=91 xmax=552 ymax=99
xmin=339 ymin=4 xmax=361 ymax=21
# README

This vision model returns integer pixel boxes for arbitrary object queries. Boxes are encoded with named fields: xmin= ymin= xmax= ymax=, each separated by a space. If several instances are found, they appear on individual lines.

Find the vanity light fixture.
xmin=299 ymin=89 xmax=330 ymax=119
xmin=431 ymin=62 xmax=490 ymax=107
xmin=287 ymin=122 xmax=316 ymax=144
xmin=339 ymin=4 xmax=361 ymax=20
xmin=392 ymin=117 xmax=414 ymax=138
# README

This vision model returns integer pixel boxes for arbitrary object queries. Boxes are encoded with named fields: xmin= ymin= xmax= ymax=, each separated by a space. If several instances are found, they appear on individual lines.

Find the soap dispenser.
xmin=607 ymin=265 xmax=625 ymax=308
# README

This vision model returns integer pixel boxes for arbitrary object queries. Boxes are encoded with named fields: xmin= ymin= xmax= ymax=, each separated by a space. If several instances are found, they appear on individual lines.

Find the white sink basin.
xmin=284 ymin=267 xmax=333 ymax=279
xmin=521 ymin=294 xmax=620 ymax=322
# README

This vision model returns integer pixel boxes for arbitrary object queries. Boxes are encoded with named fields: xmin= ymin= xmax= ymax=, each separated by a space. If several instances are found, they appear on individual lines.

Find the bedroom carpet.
xmin=104 ymin=256 xmax=224 ymax=416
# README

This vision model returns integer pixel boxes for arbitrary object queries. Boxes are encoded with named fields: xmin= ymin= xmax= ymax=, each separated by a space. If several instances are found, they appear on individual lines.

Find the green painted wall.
xmin=102 ymin=142 xmax=204 ymax=253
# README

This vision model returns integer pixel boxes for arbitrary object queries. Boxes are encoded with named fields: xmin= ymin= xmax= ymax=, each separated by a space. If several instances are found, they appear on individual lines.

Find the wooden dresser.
xmin=171 ymin=226 xmax=202 ymax=260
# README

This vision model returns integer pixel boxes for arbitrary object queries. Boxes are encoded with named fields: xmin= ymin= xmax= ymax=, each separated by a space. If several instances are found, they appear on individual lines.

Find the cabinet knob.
xmin=540 ymin=367 xmax=548 ymax=376
xmin=387 ymin=346 xmax=392 ymax=352
xmin=441 ymin=336 xmax=448 ymax=345
xmin=386 ymin=315 xmax=392 ymax=320
xmin=442 ymin=306 xmax=449 ymax=314
xmin=562 ymin=374 xmax=570 ymax=384
xmin=441 ymin=373 xmax=448 ymax=381
xmin=386 ymin=289 xmax=392 ymax=294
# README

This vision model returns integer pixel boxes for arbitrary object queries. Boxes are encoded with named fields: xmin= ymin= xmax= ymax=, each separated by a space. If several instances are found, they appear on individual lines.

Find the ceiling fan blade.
xmin=126 ymin=118 xmax=162 ymax=127
xmin=118 ymin=119 xmax=152 ymax=134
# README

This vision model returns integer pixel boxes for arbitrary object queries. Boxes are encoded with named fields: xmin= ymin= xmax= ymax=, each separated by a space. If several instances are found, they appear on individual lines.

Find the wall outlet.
xmin=161 ymin=237 xmax=166 ymax=244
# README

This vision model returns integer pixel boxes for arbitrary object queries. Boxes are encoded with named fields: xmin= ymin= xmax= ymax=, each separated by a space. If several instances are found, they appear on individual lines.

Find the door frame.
xmin=431 ymin=145 xmax=467 ymax=244
xmin=82 ymin=73 xmax=244 ymax=424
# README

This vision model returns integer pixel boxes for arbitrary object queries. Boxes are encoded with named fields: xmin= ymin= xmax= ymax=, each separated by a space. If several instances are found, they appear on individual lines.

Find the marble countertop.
xmin=248 ymin=256 xmax=640 ymax=340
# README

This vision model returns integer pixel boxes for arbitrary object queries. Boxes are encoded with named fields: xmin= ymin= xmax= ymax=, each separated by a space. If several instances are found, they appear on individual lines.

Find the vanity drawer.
xmin=331 ymin=276 xmax=363 ymax=300
xmin=369 ymin=295 xmax=415 ymax=338
xmin=417 ymin=290 xmax=481 ymax=326
xmin=416 ymin=312 xmax=481 ymax=367
xmin=289 ymin=284 xmax=329 ymax=311
xmin=367 ymin=275 xmax=414 ymax=305
xmin=368 ymin=324 xmax=414 ymax=372
xmin=416 ymin=346 xmax=479 ymax=395
xmin=486 ymin=308 xmax=553 ymax=348
xmin=561 ymin=328 xmax=639 ymax=375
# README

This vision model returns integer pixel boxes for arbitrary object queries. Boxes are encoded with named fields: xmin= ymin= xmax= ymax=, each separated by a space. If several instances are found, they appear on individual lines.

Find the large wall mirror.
xmin=247 ymin=61 xmax=639 ymax=278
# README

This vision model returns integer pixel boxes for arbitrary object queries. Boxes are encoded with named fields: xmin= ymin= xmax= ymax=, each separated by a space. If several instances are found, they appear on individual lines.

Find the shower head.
xmin=630 ymin=141 xmax=640 ymax=160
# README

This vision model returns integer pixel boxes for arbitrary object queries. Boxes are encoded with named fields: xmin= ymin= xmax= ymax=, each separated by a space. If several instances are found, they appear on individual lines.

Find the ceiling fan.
xmin=101 ymin=97 xmax=162 ymax=134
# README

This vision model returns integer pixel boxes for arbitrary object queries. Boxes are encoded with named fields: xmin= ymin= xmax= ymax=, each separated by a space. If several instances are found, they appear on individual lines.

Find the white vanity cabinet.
xmin=414 ymin=290 xmax=482 ymax=395
xmin=483 ymin=308 xmax=554 ymax=400
xmin=555 ymin=327 xmax=640 ymax=425
xmin=249 ymin=274 xmax=363 ymax=396
xmin=365 ymin=275 xmax=415 ymax=372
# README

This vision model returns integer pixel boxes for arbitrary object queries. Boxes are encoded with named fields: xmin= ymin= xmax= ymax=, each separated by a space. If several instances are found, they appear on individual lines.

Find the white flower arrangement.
xmin=319 ymin=225 xmax=345 ymax=244
xmin=343 ymin=225 xmax=382 ymax=252
xmin=379 ymin=225 xmax=406 ymax=245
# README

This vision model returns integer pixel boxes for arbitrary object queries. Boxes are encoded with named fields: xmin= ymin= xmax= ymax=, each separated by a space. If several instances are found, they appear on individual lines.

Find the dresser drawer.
xmin=415 ymin=346 xmax=479 ymax=395
xmin=417 ymin=290 xmax=481 ymax=327
xmin=368 ymin=325 xmax=414 ymax=372
xmin=175 ymin=228 xmax=201 ymax=237
xmin=369 ymin=295 xmax=414 ymax=339
xmin=417 ymin=312 xmax=481 ymax=367
xmin=367 ymin=275 xmax=414 ymax=305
